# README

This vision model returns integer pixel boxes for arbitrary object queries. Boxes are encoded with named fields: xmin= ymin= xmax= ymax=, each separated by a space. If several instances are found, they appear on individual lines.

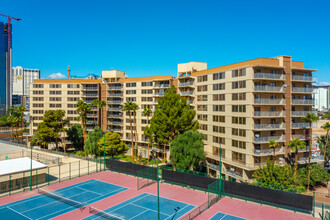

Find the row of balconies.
xmin=254 ymin=98 xmax=314 ymax=105
xmin=254 ymin=86 xmax=314 ymax=93
xmin=180 ymin=91 xmax=194 ymax=96
xmin=107 ymin=114 xmax=122 ymax=118
xmin=81 ymin=93 xmax=98 ymax=97
xmin=254 ymin=73 xmax=316 ymax=82
xmin=253 ymin=111 xmax=315 ymax=117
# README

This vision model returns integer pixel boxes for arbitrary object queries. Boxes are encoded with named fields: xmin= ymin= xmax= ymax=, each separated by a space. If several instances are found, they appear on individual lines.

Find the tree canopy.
xmin=97 ymin=132 xmax=128 ymax=156
xmin=297 ymin=164 xmax=330 ymax=187
xmin=84 ymin=126 xmax=104 ymax=156
xmin=170 ymin=130 xmax=205 ymax=170
xmin=67 ymin=124 xmax=84 ymax=150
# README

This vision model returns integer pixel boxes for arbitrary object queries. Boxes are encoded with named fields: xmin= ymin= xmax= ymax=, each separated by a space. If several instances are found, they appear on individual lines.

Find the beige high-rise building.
xmin=29 ymin=56 xmax=320 ymax=181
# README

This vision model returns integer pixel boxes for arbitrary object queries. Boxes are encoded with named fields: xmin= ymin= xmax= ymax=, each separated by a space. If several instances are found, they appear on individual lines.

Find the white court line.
xmin=128 ymin=209 xmax=149 ymax=220
xmin=21 ymin=191 xmax=87 ymax=214
xmin=83 ymin=187 xmax=128 ymax=205
xmin=219 ymin=214 xmax=228 ymax=220
xmin=74 ymin=186 xmax=104 ymax=196
xmin=130 ymin=203 xmax=170 ymax=217
xmin=164 ymin=204 xmax=192 ymax=220
xmin=90 ymin=178 xmax=130 ymax=190
xmin=6 ymin=206 xmax=32 ymax=220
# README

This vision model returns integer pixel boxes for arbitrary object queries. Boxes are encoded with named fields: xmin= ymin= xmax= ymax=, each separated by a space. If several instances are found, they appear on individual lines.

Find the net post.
xmin=104 ymin=134 xmax=106 ymax=171
xmin=96 ymin=157 xmax=98 ymax=172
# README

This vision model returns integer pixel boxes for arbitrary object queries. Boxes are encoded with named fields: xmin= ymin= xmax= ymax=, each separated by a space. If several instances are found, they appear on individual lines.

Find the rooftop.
xmin=0 ymin=157 xmax=47 ymax=176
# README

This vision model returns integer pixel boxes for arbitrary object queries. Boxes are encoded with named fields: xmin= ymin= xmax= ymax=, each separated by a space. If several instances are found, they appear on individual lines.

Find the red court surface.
xmin=195 ymin=196 xmax=319 ymax=220
xmin=0 ymin=170 xmax=320 ymax=220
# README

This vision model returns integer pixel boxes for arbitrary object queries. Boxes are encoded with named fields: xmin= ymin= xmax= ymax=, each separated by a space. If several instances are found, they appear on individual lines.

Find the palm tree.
xmin=302 ymin=112 xmax=319 ymax=189
xmin=287 ymin=138 xmax=306 ymax=177
xmin=7 ymin=106 xmax=16 ymax=139
xmin=17 ymin=105 xmax=26 ymax=143
xmin=76 ymin=100 xmax=91 ymax=142
xmin=12 ymin=116 xmax=20 ymax=143
xmin=131 ymin=103 xmax=139 ymax=161
xmin=268 ymin=139 xmax=279 ymax=162
xmin=122 ymin=101 xmax=135 ymax=163
xmin=143 ymin=107 xmax=152 ymax=163
xmin=321 ymin=122 xmax=330 ymax=168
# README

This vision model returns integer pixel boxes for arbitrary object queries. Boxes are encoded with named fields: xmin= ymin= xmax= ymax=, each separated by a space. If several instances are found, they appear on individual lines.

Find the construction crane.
xmin=0 ymin=13 xmax=21 ymax=110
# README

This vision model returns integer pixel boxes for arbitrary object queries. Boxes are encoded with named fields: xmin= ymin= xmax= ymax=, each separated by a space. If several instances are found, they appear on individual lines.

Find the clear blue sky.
xmin=1 ymin=0 xmax=330 ymax=84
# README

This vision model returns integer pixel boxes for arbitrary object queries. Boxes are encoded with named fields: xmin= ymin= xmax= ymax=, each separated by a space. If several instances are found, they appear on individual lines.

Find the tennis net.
xmin=38 ymin=188 xmax=83 ymax=211
xmin=89 ymin=206 xmax=124 ymax=220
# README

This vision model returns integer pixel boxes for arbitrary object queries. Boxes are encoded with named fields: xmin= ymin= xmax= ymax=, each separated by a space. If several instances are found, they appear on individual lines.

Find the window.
xmin=232 ymin=93 xmax=246 ymax=100
xmin=126 ymin=83 xmax=136 ymax=87
xmin=232 ymin=117 xmax=246 ymax=125
xmin=33 ymin=91 xmax=43 ymax=95
xmin=33 ymin=97 xmax=44 ymax=101
xmin=197 ymin=95 xmax=208 ymax=101
xmin=126 ymin=90 xmax=136 ymax=94
xmin=49 ymin=84 xmax=61 ymax=88
xmin=32 ymin=104 xmax=44 ymax=108
xmin=232 ymin=140 xmax=246 ymax=149
xmin=232 ymin=128 xmax=246 ymax=137
xmin=33 ymin=84 xmax=44 ymax=88
xmin=199 ymin=124 xmax=208 ymax=131
xmin=32 ymin=110 xmax=44 ymax=114
xmin=49 ymin=104 xmax=62 ymax=108
xmin=67 ymin=84 xmax=80 ymax=88
xmin=213 ymin=136 xmax=225 ymax=144
xmin=197 ymin=75 xmax=208 ymax=82
xmin=141 ymin=119 xmax=150 ymax=124
xmin=67 ymin=104 xmax=77 ymax=108
xmin=67 ymin=110 xmax=77 ymax=114
xmin=50 ymin=91 xmax=61 ymax=95
xmin=197 ymin=105 xmax=207 ymax=111
xmin=142 ymin=82 xmax=153 ymax=87
xmin=213 ymin=105 xmax=225 ymax=112
xmin=141 ymin=104 xmax=152 ymax=109
xmin=67 ymin=97 xmax=79 ymax=101
xmin=141 ymin=97 xmax=153 ymax=102
xmin=213 ymin=83 xmax=225 ymax=91
xmin=126 ymin=97 xmax=136 ymax=101
xmin=126 ymin=118 xmax=136 ymax=123
xmin=213 ymin=72 xmax=225 ymax=80
xmin=67 ymin=91 xmax=80 ymax=95
xmin=142 ymin=89 xmax=153 ymax=94
xmin=232 ymin=152 xmax=246 ymax=163
xmin=232 ymin=69 xmax=246 ymax=78
xmin=213 ymin=115 xmax=225 ymax=122
xmin=213 ymin=94 xmax=225 ymax=101
xmin=232 ymin=81 xmax=246 ymax=89
xmin=197 ymin=85 xmax=208 ymax=92
xmin=232 ymin=105 xmax=246 ymax=112
xmin=197 ymin=114 xmax=208 ymax=121
xmin=49 ymin=97 xmax=61 ymax=101
xmin=213 ymin=126 xmax=225 ymax=134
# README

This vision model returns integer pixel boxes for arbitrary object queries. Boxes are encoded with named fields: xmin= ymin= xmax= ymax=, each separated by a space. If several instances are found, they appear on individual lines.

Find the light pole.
xmin=103 ymin=134 xmax=106 ymax=171
xmin=157 ymin=164 xmax=160 ymax=220
xmin=30 ymin=142 xmax=32 ymax=191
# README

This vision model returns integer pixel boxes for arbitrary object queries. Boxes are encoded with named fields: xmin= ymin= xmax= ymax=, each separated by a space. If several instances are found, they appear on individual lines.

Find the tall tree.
xmin=287 ymin=138 xmax=306 ymax=177
xmin=76 ymin=100 xmax=91 ymax=142
xmin=31 ymin=122 xmax=56 ymax=149
xmin=268 ymin=139 xmax=279 ymax=162
xmin=321 ymin=122 xmax=330 ymax=168
xmin=170 ymin=130 xmax=205 ymax=170
xmin=97 ymin=132 xmax=128 ymax=157
xmin=302 ymin=112 xmax=319 ymax=189
xmin=143 ymin=107 xmax=152 ymax=162
xmin=122 ymin=101 xmax=135 ymax=163
xmin=17 ymin=105 xmax=26 ymax=143
xmin=67 ymin=124 xmax=84 ymax=150
xmin=145 ymin=86 xmax=198 ymax=162
xmin=131 ymin=102 xmax=139 ymax=159
xmin=84 ymin=126 xmax=104 ymax=156
xmin=7 ymin=106 xmax=16 ymax=139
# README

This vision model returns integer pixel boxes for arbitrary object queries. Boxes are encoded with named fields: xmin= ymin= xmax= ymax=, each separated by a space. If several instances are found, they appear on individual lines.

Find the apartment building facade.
xmin=29 ymin=56 xmax=319 ymax=181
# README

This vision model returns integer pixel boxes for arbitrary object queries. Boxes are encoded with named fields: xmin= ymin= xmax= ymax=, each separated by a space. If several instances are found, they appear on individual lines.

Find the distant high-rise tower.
xmin=67 ymin=65 xmax=70 ymax=79
xmin=0 ymin=21 xmax=9 ymax=116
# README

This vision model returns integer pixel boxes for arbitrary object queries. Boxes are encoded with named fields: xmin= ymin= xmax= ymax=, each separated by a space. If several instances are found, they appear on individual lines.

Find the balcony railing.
xmin=108 ymin=93 xmax=123 ymax=97
xmin=254 ymin=98 xmax=284 ymax=105
xmin=82 ymin=87 xmax=98 ymax=90
xmin=291 ymin=134 xmax=306 ymax=139
xmin=86 ymin=114 xmax=97 ymax=117
xmin=180 ymin=91 xmax=194 ymax=96
xmin=297 ymin=155 xmax=323 ymax=164
xmin=254 ymin=136 xmax=285 ymax=143
xmin=179 ymin=82 xmax=194 ymax=87
xmin=108 ymin=86 xmax=123 ymax=90
xmin=291 ymin=122 xmax=316 ymax=128
xmin=223 ymin=168 xmax=243 ymax=180
xmin=107 ymin=100 xmax=122 ymax=104
xmin=254 ymin=123 xmax=285 ymax=130
xmin=254 ymin=111 xmax=285 ymax=117
xmin=254 ymin=73 xmax=285 ymax=80
xmin=206 ymin=162 xmax=220 ymax=170
xmin=108 ymin=107 xmax=122 ymax=111
xmin=291 ymin=111 xmax=316 ymax=117
xmin=112 ymin=129 xmax=122 ymax=133
xmin=291 ymin=99 xmax=315 ymax=105
xmin=86 ymin=121 xmax=97 ymax=124
xmin=291 ymin=87 xmax=314 ymax=93
xmin=291 ymin=75 xmax=317 ymax=81
xmin=81 ymin=93 xmax=98 ymax=97
xmin=187 ymin=100 xmax=194 ymax=104
xmin=112 ymin=121 xmax=123 ymax=125
xmin=153 ymin=92 xmax=165 ymax=96
xmin=254 ymin=147 xmax=285 ymax=155
xmin=153 ymin=84 xmax=170 ymax=88
xmin=254 ymin=86 xmax=283 ymax=92
xmin=108 ymin=114 xmax=122 ymax=118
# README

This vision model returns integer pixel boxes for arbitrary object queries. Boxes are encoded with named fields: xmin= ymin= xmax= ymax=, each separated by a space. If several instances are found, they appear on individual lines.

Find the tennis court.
xmin=0 ymin=179 xmax=127 ymax=220
xmin=86 ymin=193 xmax=195 ymax=220
xmin=209 ymin=212 xmax=246 ymax=220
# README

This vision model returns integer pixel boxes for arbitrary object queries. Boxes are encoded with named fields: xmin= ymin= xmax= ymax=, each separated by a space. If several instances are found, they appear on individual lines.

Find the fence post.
xmin=313 ymin=192 xmax=315 ymax=217
xmin=48 ymin=167 xmax=50 ymax=185
xmin=59 ymin=164 xmax=61 ymax=183
xmin=79 ymin=160 xmax=80 ymax=177
xmin=88 ymin=159 xmax=89 ymax=175
xmin=36 ymin=169 xmax=38 ymax=188
xmin=23 ymin=172 xmax=25 ymax=192
xmin=69 ymin=163 xmax=71 ymax=180
xmin=96 ymin=157 xmax=98 ymax=172
xmin=9 ymin=175 xmax=11 ymax=196
xmin=322 ymin=203 xmax=324 ymax=220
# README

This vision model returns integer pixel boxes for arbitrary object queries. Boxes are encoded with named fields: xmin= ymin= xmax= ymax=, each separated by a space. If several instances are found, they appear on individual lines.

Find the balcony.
xmin=297 ymin=155 xmax=323 ymax=164
xmin=108 ymin=107 xmax=122 ymax=111
xmin=86 ymin=114 xmax=97 ymax=117
xmin=253 ymin=123 xmax=285 ymax=130
xmin=153 ymin=84 xmax=170 ymax=88
xmin=112 ymin=129 xmax=122 ymax=133
xmin=179 ymin=82 xmax=194 ymax=87
xmin=291 ymin=122 xmax=316 ymax=129
xmin=81 ymin=93 xmax=98 ymax=97
xmin=291 ymin=134 xmax=306 ymax=140
xmin=254 ymin=111 xmax=285 ymax=117
xmin=291 ymin=99 xmax=315 ymax=105
xmin=254 ymin=86 xmax=283 ymax=93
xmin=291 ymin=87 xmax=314 ymax=93
xmin=108 ymin=114 xmax=122 ymax=118
xmin=187 ymin=100 xmax=194 ymax=105
xmin=153 ymin=92 xmax=165 ymax=96
xmin=291 ymin=111 xmax=316 ymax=117
xmin=82 ymin=87 xmax=98 ymax=91
xmin=140 ymin=138 xmax=149 ymax=143
xmin=112 ymin=121 xmax=123 ymax=125
xmin=107 ymin=100 xmax=122 ymax=104
xmin=108 ymin=86 xmax=123 ymax=90
xmin=86 ymin=120 xmax=97 ymax=124
xmin=254 ymin=73 xmax=285 ymax=80
xmin=206 ymin=162 xmax=220 ymax=170
xmin=180 ymin=91 xmax=194 ymax=96
xmin=108 ymin=93 xmax=123 ymax=97
xmin=254 ymin=98 xmax=284 ymax=105
xmin=291 ymin=75 xmax=317 ymax=82
xmin=254 ymin=147 xmax=285 ymax=155
xmin=223 ymin=168 xmax=243 ymax=181
xmin=253 ymin=136 xmax=285 ymax=143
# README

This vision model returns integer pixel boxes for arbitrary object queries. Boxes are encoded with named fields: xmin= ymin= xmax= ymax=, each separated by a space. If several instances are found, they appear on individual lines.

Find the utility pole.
xmin=219 ymin=144 xmax=222 ymax=197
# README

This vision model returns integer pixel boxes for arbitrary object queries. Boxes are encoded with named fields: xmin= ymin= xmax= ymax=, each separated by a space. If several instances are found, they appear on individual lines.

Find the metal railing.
xmin=254 ymin=123 xmax=285 ymax=129
xmin=153 ymin=92 xmax=165 ymax=96
xmin=107 ymin=100 xmax=122 ymax=104
xmin=179 ymin=82 xmax=194 ymax=87
xmin=254 ymin=136 xmax=285 ymax=143
xmin=291 ymin=111 xmax=316 ymax=117
xmin=108 ymin=86 xmax=123 ymax=90
xmin=291 ymin=122 xmax=316 ymax=128
xmin=108 ymin=93 xmax=123 ymax=97
xmin=180 ymin=91 xmax=194 ymax=95
xmin=291 ymin=75 xmax=317 ymax=81
xmin=291 ymin=99 xmax=315 ymax=105
xmin=291 ymin=87 xmax=314 ymax=93
xmin=254 ymin=98 xmax=284 ymax=105
xmin=108 ymin=107 xmax=122 ymax=111
xmin=291 ymin=134 xmax=306 ymax=139
xmin=81 ymin=87 xmax=98 ymax=90
xmin=187 ymin=100 xmax=194 ymax=104
xmin=112 ymin=121 xmax=123 ymax=125
xmin=108 ymin=114 xmax=122 ymax=118
xmin=254 ymin=147 xmax=285 ymax=155
xmin=254 ymin=86 xmax=283 ymax=92
xmin=153 ymin=84 xmax=170 ymax=88
xmin=81 ymin=93 xmax=98 ymax=97
xmin=254 ymin=73 xmax=285 ymax=80
xmin=297 ymin=155 xmax=323 ymax=164
xmin=254 ymin=111 xmax=285 ymax=117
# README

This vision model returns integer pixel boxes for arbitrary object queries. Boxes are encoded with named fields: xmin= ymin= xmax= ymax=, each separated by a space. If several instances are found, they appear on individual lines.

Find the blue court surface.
xmin=210 ymin=212 xmax=246 ymax=220
xmin=85 ymin=193 xmax=195 ymax=220
xmin=0 ymin=179 xmax=127 ymax=220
